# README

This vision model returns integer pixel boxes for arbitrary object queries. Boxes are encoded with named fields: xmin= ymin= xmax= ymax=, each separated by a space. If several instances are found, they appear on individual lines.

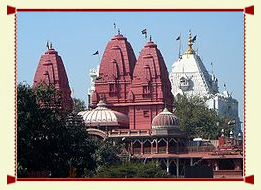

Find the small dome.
xmin=152 ymin=108 xmax=180 ymax=129
xmin=78 ymin=100 xmax=129 ymax=128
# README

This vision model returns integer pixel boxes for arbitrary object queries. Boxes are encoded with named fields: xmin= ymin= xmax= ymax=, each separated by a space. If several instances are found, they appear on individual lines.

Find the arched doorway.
xmin=158 ymin=138 xmax=167 ymax=153
xmin=133 ymin=140 xmax=142 ymax=154
xmin=143 ymin=140 xmax=151 ymax=154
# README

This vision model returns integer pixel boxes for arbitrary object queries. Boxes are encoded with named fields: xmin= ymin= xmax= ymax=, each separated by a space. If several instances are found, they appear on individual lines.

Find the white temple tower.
xmin=169 ymin=32 xmax=242 ymax=136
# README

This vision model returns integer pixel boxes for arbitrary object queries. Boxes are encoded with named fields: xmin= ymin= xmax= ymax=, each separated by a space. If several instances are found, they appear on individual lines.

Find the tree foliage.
xmin=94 ymin=161 xmax=169 ymax=178
xmin=92 ymin=138 xmax=123 ymax=168
xmin=72 ymin=98 xmax=86 ymax=113
xmin=17 ymin=82 xmax=126 ymax=178
xmin=17 ymin=83 xmax=96 ymax=177
xmin=174 ymin=95 xmax=227 ymax=140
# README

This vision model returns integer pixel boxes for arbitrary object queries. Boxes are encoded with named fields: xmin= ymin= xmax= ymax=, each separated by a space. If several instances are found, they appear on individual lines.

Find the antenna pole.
xmin=178 ymin=33 xmax=181 ymax=58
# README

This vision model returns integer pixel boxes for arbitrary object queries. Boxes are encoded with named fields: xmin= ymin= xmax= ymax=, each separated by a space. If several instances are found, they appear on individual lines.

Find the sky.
xmin=17 ymin=11 xmax=243 ymax=120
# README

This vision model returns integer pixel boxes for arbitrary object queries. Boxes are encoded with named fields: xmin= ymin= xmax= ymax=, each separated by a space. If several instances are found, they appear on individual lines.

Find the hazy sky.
xmin=17 ymin=11 xmax=243 ymax=120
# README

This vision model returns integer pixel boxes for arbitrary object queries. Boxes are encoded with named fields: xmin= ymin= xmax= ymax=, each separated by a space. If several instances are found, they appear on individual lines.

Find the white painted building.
xmin=169 ymin=32 xmax=242 ymax=136
xmin=87 ymin=65 xmax=99 ymax=108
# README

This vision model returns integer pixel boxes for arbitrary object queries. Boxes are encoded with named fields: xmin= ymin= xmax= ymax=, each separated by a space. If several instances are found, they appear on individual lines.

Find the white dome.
xmin=78 ymin=100 xmax=129 ymax=127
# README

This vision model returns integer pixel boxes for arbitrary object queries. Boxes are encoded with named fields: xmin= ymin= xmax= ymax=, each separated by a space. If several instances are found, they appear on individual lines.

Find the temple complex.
xmin=31 ymin=30 xmax=243 ymax=178
xmin=83 ymin=32 xmax=243 ymax=178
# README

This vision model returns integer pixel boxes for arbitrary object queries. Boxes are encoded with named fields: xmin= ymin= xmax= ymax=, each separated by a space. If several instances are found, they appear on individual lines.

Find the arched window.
xmin=179 ymin=77 xmax=189 ymax=90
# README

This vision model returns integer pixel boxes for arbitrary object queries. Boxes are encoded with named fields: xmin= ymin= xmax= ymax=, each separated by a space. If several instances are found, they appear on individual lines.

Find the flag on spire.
xmin=141 ymin=28 xmax=147 ymax=39
xmin=192 ymin=35 xmax=197 ymax=43
xmin=93 ymin=50 xmax=99 ymax=56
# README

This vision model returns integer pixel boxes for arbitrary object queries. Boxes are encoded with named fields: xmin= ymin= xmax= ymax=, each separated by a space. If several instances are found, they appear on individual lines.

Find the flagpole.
xmin=179 ymin=34 xmax=181 ymax=58
xmin=142 ymin=28 xmax=147 ymax=42
xmin=176 ymin=34 xmax=181 ymax=59
xmin=113 ymin=23 xmax=116 ymax=35
xmin=211 ymin=62 xmax=214 ymax=75
xmin=98 ymin=53 xmax=100 ymax=64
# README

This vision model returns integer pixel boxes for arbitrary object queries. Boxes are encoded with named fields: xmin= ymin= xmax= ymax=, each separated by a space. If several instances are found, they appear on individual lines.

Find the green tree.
xmin=92 ymin=138 xmax=124 ymax=169
xmin=94 ymin=161 xmax=169 ymax=178
xmin=72 ymin=98 xmax=86 ymax=113
xmin=17 ymin=82 xmax=96 ymax=178
xmin=174 ymin=95 xmax=223 ymax=140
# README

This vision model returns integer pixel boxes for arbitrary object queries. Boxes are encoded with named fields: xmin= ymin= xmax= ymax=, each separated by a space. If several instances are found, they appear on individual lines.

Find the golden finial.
xmin=186 ymin=31 xmax=195 ymax=54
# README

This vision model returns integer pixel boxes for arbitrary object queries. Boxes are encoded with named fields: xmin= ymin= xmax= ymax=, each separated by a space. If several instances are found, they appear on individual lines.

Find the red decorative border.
xmin=7 ymin=5 xmax=254 ymax=185
xmin=7 ymin=175 xmax=254 ymax=184
xmin=243 ymin=12 xmax=246 ymax=178
xmin=14 ymin=13 xmax=17 ymax=179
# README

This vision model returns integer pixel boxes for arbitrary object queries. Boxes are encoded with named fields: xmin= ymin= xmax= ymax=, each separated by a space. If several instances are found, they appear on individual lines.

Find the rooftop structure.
xmin=33 ymin=42 xmax=73 ymax=111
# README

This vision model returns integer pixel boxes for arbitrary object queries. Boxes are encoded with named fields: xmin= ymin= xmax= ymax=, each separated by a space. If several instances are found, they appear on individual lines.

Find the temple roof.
xmin=131 ymin=38 xmax=173 ymax=104
xmin=133 ymin=39 xmax=169 ymax=82
xmin=170 ymin=32 xmax=218 ymax=97
xmin=33 ymin=43 xmax=73 ymax=111
xmin=98 ymin=32 xmax=136 ymax=81
xmin=152 ymin=108 xmax=180 ymax=129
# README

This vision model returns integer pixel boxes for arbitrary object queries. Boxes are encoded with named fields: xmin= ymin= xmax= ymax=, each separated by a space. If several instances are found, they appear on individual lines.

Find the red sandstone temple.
xmin=33 ymin=42 xmax=73 ymax=111
xmin=78 ymin=32 xmax=243 ymax=178
xmin=32 ymin=32 xmax=243 ymax=178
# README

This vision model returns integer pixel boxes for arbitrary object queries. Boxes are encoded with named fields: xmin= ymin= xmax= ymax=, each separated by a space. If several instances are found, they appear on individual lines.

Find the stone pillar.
xmin=130 ymin=141 xmax=133 ymax=155
xmin=166 ymin=140 xmax=169 ymax=154
xmin=214 ymin=160 xmax=219 ymax=171
xmin=151 ymin=142 xmax=153 ymax=154
xmin=176 ymin=158 xmax=179 ymax=178
xmin=234 ymin=159 xmax=241 ymax=170
xmin=141 ymin=141 xmax=144 ymax=155
xmin=156 ymin=140 xmax=158 ymax=154
xmin=166 ymin=158 xmax=170 ymax=173
xmin=190 ymin=158 xmax=193 ymax=166
xmin=176 ymin=141 xmax=179 ymax=153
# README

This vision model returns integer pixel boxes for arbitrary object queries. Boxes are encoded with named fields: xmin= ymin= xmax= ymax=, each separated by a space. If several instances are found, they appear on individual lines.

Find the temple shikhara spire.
xmin=33 ymin=42 xmax=73 ymax=111
xmin=169 ymin=31 xmax=241 ymax=136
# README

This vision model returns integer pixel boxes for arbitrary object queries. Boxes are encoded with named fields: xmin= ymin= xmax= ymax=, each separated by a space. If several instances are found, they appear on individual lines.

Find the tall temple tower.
xmin=91 ymin=31 xmax=137 ymax=115
xmin=169 ymin=32 xmax=241 ymax=136
xmin=128 ymin=37 xmax=174 ymax=129
xmin=169 ymin=32 xmax=218 ymax=97
xmin=90 ymin=34 xmax=173 ymax=130
xmin=33 ymin=42 xmax=73 ymax=111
